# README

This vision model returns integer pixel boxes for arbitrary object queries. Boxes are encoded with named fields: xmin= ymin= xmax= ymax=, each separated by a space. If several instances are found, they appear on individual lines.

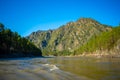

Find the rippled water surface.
xmin=0 ymin=56 xmax=120 ymax=80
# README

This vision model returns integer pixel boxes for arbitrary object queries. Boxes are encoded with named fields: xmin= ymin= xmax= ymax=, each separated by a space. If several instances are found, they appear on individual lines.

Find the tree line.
xmin=0 ymin=23 xmax=42 ymax=58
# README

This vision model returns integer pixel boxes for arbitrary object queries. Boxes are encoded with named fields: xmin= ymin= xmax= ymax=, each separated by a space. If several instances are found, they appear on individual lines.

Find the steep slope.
xmin=27 ymin=18 xmax=112 ymax=55
xmin=0 ymin=23 xmax=42 ymax=58
xmin=75 ymin=26 xmax=120 ymax=55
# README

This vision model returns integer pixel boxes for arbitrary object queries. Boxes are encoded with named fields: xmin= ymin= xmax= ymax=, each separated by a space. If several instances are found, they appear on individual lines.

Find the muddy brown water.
xmin=0 ymin=56 xmax=120 ymax=80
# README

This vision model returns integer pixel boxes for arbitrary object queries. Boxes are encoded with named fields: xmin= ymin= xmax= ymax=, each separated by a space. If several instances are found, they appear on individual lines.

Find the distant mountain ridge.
xmin=27 ymin=18 xmax=112 ymax=55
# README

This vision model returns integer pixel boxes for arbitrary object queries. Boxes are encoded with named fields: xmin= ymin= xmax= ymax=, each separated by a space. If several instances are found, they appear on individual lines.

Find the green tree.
xmin=0 ymin=23 xmax=4 ymax=32
xmin=0 ymin=23 xmax=42 ymax=58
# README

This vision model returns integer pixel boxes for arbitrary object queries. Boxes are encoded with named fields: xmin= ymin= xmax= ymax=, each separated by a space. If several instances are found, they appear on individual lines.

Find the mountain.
xmin=27 ymin=18 xmax=112 ymax=56
xmin=0 ymin=23 xmax=42 ymax=58
xmin=75 ymin=26 xmax=120 ymax=55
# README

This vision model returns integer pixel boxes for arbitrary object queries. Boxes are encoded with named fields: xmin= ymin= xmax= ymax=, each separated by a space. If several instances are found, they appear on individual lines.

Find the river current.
xmin=0 ymin=56 xmax=120 ymax=80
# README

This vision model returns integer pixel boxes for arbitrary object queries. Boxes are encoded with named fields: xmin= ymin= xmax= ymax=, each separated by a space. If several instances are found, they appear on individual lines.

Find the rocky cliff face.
xmin=27 ymin=18 xmax=112 ymax=55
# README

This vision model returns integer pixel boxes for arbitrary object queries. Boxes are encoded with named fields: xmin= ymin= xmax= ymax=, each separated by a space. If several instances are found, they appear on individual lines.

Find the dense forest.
xmin=0 ymin=23 xmax=42 ymax=58
xmin=74 ymin=26 xmax=120 ymax=55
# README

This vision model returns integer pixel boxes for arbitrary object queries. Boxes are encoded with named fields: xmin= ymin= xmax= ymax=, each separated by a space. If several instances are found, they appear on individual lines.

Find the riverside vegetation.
xmin=0 ymin=23 xmax=42 ymax=58
xmin=74 ymin=25 xmax=120 ymax=56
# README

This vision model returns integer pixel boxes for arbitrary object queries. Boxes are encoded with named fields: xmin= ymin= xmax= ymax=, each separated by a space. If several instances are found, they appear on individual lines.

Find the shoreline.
xmin=64 ymin=53 xmax=120 ymax=58
xmin=65 ymin=50 xmax=120 ymax=58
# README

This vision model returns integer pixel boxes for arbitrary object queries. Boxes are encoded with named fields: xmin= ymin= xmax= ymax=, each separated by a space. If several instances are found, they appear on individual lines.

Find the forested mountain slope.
xmin=75 ymin=26 xmax=120 ymax=55
xmin=0 ymin=23 xmax=42 ymax=58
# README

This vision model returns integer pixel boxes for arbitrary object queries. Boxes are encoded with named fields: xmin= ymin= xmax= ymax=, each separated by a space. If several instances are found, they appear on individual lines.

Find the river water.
xmin=0 ymin=56 xmax=120 ymax=80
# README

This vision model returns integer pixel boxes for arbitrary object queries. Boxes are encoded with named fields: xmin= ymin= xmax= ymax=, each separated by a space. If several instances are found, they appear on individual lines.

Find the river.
xmin=0 ymin=56 xmax=120 ymax=80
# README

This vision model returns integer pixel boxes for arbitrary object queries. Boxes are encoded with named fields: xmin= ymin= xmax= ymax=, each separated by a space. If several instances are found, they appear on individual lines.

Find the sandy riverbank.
xmin=64 ymin=50 xmax=120 ymax=58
